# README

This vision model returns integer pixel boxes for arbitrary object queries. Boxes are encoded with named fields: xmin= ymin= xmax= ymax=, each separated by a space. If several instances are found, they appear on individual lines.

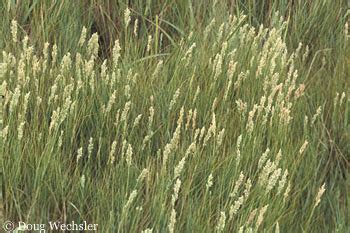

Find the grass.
xmin=1 ymin=0 xmax=349 ymax=232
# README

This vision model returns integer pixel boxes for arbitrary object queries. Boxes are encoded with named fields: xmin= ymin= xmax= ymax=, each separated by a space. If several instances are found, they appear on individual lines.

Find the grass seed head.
xmin=78 ymin=26 xmax=87 ymax=47
xmin=124 ymin=7 xmax=131 ymax=29
xmin=216 ymin=211 xmax=226 ymax=232
xmin=256 ymin=205 xmax=269 ymax=229
xmin=11 ymin=20 xmax=17 ymax=43
xmin=206 ymin=173 xmax=213 ymax=191
xmin=314 ymin=183 xmax=326 ymax=208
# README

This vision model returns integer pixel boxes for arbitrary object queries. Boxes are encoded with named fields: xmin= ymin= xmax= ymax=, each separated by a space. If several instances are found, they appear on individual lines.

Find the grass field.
xmin=1 ymin=0 xmax=349 ymax=232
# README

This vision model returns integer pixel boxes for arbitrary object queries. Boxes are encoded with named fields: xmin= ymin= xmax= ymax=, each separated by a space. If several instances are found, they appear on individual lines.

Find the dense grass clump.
xmin=0 ymin=1 xmax=349 ymax=232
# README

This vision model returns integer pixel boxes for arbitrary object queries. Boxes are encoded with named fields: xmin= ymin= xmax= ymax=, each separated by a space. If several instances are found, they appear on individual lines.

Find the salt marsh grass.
xmin=0 ymin=1 xmax=349 ymax=232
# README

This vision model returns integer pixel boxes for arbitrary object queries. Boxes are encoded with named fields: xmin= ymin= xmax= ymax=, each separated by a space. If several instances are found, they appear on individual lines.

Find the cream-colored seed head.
xmin=311 ymin=106 xmax=322 ymax=125
xmin=121 ymin=140 xmax=127 ymax=156
xmin=133 ymin=18 xmax=139 ymax=37
xmin=88 ymin=137 xmax=94 ymax=159
xmin=216 ymin=128 xmax=225 ymax=147
xmin=148 ymin=106 xmax=154 ymax=131
xmin=299 ymin=140 xmax=309 ymax=155
xmin=169 ymin=88 xmax=180 ymax=111
xmin=185 ymin=142 xmax=196 ymax=157
xmin=198 ymin=126 xmax=206 ymax=144
xmin=171 ymin=178 xmax=182 ymax=206
xmin=206 ymin=173 xmax=213 ymax=191
xmin=80 ymin=174 xmax=85 ymax=188
xmin=181 ymin=43 xmax=196 ymax=66
xmin=11 ymin=20 xmax=17 ymax=43
xmin=339 ymin=92 xmax=346 ymax=105
xmin=216 ymin=211 xmax=226 ymax=232
xmin=76 ymin=147 xmax=83 ymax=163
xmin=112 ymin=39 xmax=121 ymax=68
xmin=168 ymin=208 xmax=176 ymax=233
xmin=243 ymin=178 xmax=252 ymax=199
xmin=137 ymin=168 xmax=149 ymax=183
xmin=17 ymin=121 xmax=25 ymax=141
xmin=21 ymin=91 xmax=30 ymax=119
xmin=2 ymin=126 xmax=9 ymax=141
xmin=265 ymin=168 xmax=282 ymax=194
xmin=235 ymin=135 xmax=242 ymax=165
xmin=258 ymin=148 xmax=270 ymax=169
xmin=124 ymin=84 xmax=131 ymax=99
xmin=246 ymin=104 xmax=258 ymax=133
xmin=123 ymin=189 xmax=137 ymax=211
xmin=230 ymin=172 xmax=244 ymax=198
xmin=113 ymin=110 xmax=120 ymax=128
xmin=146 ymin=35 xmax=153 ymax=53
xmin=100 ymin=59 xmax=108 ymax=78
xmin=213 ymin=53 xmax=223 ymax=81
xmin=152 ymin=59 xmax=163 ymax=80
xmin=133 ymin=114 xmax=143 ymax=128
xmin=185 ymin=109 xmax=193 ymax=131
xmin=193 ymin=128 xmax=200 ymax=143
xmin=105 ymin=90 xmax=117 ymax=113
xmin=168 ymin=179 xmax=181 ymax=233
xmin=229 ymin=196 xmax=244 ymax=219
xmin=314 ymin=183 xmax=326 ymax=208
xmin=192 ymin=108 xmax=197 ymax=130
xmin=124 ymin=7 xmax=131 ymax=29
xmin=49 ymin=107 xmax=60 ymax=134
xmin=224 ymin=79 xmax=232 ymax=102
xmin=174 ymin=156 xmax=187 ymax=180
xmin=126 ymin=144 xmax=133 ymax=166
xmin=275 ymin=222 xmax=280 ymax=233
xmin=277 ymin=169 xmax=288 ymax=195
xmin=203 ymin=113 xmax=216 ymax=147
xmin=87 ymin=33 xmax=99 ymax=58
xmin=121 ymin=101 xmax=132 ymax=122
xmin=78 ymin=26 xmax=87 ymax=47
xmin=294 ymin=84 xmax=305 ymax=99
xmin=246 ymin=208 xmax=257 ymax=225
xmin=258 ymin=160 xmax=275 ymax=186
xmin=9 ymin=86 xmax=21 ymax=114
xmin=162 ymin=143 xmax=172 ymax=171
xmin=109 ymin=141 xmax=117 ymax=165
xmin=162 ymin=108 xmax=184 ymax=170
xmin=228 ymin=59 xmax=238 ymax=78
xmin=283 ymin=182 xmax=291 ymax=202
xmin=256 ymin=205 xmax=268 ymax=229
xmin=217 ymin=23 xmax=225 ymax=43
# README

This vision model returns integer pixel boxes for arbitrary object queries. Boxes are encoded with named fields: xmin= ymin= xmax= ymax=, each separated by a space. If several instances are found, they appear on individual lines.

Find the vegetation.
xmin=1 ymin=1 xmax=349 ymax=232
